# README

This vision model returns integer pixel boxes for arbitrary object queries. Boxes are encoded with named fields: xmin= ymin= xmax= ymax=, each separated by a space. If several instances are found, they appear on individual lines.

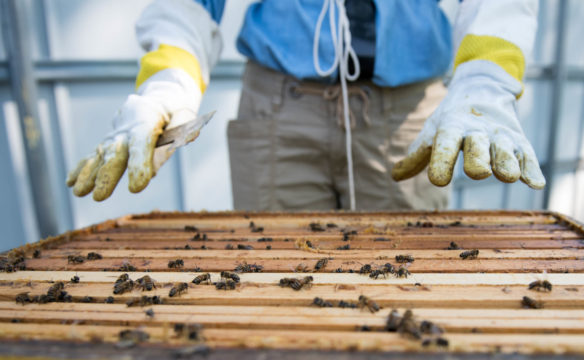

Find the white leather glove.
xmin=392 ymin=0 xmax=544 ymax=190
xmin=66 ymin=0 xmax=222 ymax=201
xmin=392 ymin=61 xmax=545 ymax=189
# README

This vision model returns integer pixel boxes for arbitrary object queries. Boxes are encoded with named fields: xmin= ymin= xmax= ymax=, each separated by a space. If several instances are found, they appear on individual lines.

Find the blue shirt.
xmin=194 ymin=0 xmax=452 ymax=87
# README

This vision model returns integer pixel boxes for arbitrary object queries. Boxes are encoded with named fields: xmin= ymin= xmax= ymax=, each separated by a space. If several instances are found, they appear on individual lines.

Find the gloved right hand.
xmin=66 ymin=0 xmax=222 ymax=201
xmin=66 ymin=45 xmax=205 ymax=201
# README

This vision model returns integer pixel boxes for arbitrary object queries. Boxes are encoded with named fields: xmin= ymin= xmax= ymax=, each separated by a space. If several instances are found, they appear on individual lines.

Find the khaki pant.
xmin=227 ymin=61 xmax=450 ymax=211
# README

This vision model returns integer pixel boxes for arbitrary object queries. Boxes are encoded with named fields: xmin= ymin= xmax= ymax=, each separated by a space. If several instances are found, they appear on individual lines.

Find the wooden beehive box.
xmin=0 ymin=210 xmax=583 ymax=358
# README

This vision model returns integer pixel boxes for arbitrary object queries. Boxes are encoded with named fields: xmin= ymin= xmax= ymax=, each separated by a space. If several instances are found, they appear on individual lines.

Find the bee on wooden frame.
xmin=358 ymin=295 xmax=380 ymax=313
xmin=169 ymin=282 xmax=188 ymax=297
xmin=192 ymin=273 xmax=212 ymax=285
xmin=459 ymin=249 xmax=479 ymax=260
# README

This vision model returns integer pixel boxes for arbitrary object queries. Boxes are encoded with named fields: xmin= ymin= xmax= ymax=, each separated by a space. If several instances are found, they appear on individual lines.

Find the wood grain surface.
xmin=1 ymin=210 xmax=583 ymax=356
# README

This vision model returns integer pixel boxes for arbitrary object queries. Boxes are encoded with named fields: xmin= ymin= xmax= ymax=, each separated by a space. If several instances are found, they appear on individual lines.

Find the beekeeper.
xmin=66 ymin=0 xmax=545 ymax=211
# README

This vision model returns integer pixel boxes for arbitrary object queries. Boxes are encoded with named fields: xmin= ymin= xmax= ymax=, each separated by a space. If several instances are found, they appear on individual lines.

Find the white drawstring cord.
xmin=313 ymin=0 xmax=360 ymax=211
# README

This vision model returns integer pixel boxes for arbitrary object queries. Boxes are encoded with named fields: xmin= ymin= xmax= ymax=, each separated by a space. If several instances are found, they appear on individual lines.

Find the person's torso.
xmin=235 ymin=0 xmax=452 ymax=87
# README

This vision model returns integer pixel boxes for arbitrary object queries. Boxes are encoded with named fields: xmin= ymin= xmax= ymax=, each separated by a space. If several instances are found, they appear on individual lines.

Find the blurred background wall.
xmin=0 ymin=0 xmax=582 ymax=251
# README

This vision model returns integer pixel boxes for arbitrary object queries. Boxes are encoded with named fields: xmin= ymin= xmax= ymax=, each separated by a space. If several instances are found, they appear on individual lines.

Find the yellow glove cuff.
xmin=454 ymin=34 xmax=525 ymax=98
xmin=136 ymin=44 xmax=206 ymax=93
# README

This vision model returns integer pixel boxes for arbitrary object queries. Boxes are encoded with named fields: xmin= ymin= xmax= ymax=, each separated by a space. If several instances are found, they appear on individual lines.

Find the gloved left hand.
xmin=391 ymin=60 xmax=545 ymax=189
xmin=392 ymin=0 xmax=544 ymax=190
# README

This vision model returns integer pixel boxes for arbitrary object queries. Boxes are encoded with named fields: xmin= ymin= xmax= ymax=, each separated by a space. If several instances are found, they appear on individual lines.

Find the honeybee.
xmin=395 ymin=265 xmax=411 ymax=278
xmin=67 ymin=255 xmax=84 ymax=264
xmin=358 ymin=295 xmax=380 ymax=313
xmin=314 ymin=258 xmax=328 ymax=271
xmin=234 ymin=261 xmax=263 ymax=273
xmin=115 ymin=273 xmax=129 ymax=284
xmin=359 ymin=264 xmax=372 ymax=274
xmin=341 ymin=229 xmax=357 ymax=241
xmin=313 ymin=297 xmax=333 ymax=307
xmin=459 ymin=249 xmax=479 ymax=260
xmin=397 ymin=309 xmax=421 ymax=339
xmin=145 ymin=308 xmax=154 ymax=318
xmin=529 ymin=280 xmax=552 ymax=292
xmin=294 ymin=263 xmax=309 ymax=273
xmin=522 ymin=296 xmax=543 ymax=309
xmin=395 ymin=255 xmax=414 ymax=263
xmin=279 ymin=277 xmax=293 ymax=287
xmin=220 ymin=271 xmax=240 ymax=283
xmin=104 ymin=296 xmax=114 ymax=304
xmin=280 ymin=276 xmax=312 ymax=291
xmin=169 ymin=282 xmax=188 ymax=297
xmin=370 ymin=263 xmax=395 ymax=279
xmin=118 ymin=263 xmax=137 ymax=272
xmin=301 ymin=276 xmax=314 ymax=289
xmin=70 ymin=275 xmax=80 ymax=283
xmin=369 ymin=269 xmax=386 ymax=279
xmin=249 ymin=221 xmax=264 ymax=233
xmin=192 ymin=273 xmax=212 ymax=285
xmin=309 ymin=222 xmax=325 ymax=232
xmin=215 ymin=280 xmax=237 ymax=290
xmin=336 ymin=244 xmax=350 ymax=250
xmin=136 ymin=275 xmax=156 ymax=291
xmin=225 ymin=244 xmax=234 ymax=250
xmin=447 ymin=241 xmax=460 ymax=250
xmin=168 ymin=259 xmax=184 ymax=268
xmin=383 ymin=263 xmax=395 ymax=274
xmin=385 ymin=309 xmax=401 ymax=331
xmin=184 ymin=225 xmax=198 ymax=232
xmin=86 ymin=252 xmax=103 ymax=260
xmin=237 ymin=244 xmax=254 ymax=250
xmin=81 ymin=296 xmax=94 ymax=303
xmin=47 ymin=282 xmax=65 ymax=300
xmin=33 ymin=249 xmax=41 ymax=258
xmin=15 ymin=292 xmax=30 ymax=305
xmin=114 ymin=279 xmax=134 ymax=295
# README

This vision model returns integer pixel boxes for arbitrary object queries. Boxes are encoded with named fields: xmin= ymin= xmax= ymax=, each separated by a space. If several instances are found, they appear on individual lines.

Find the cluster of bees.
xmin=216 ymin=271 xmax=240 ymax=290
xmin=234 ymin=261 xmax=263 ymax=273
xmin=521 ymin=279 xmax=552 ymax=309
xmin=67 ymin=251 xmax=104 ymax=265
xmin=359 ymin=262 xmax=410 ymax=279
xmin=280 ymin=276 xmax=313 ymax=291
xmin=113 ymin=273 xmax=134 ymax=294
xmin=249 ymin=221 xmax=264 ymax=233
xmin=192 ymin=271 xmax=241 ymax=291
xmin=386 ymin=309 xmax=448 ymax=347
xmin=16 ymin=281 xmax=71 ymax=305
xmin=126 ymin=295 xmax=163 ymax=307
xmin=312 ymin=296 xmax=379 ymax=312
xmin=0 ymin=251 xmax=26 ymax=272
